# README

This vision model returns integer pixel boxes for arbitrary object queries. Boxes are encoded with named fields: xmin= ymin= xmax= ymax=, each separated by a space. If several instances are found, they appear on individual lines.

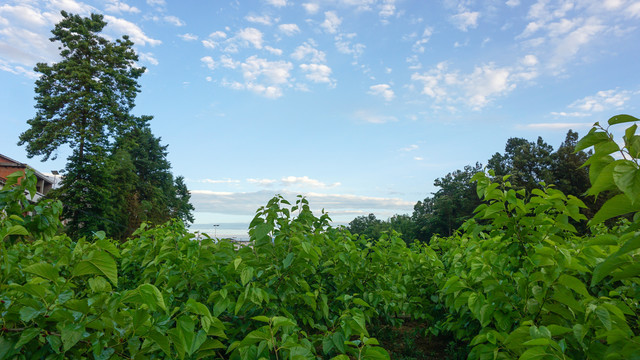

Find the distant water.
xmin=192 ymin=227 xmax=250 ymax=241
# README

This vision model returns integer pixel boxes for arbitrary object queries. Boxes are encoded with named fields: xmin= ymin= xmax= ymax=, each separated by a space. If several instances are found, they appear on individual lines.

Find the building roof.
xmin=0 ymin=153 xmax=54 ymax=185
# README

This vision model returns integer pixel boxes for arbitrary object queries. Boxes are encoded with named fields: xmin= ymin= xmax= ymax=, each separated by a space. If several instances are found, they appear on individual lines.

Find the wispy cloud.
xmin=278 ymin=23 xmax=300 ymax=36
xmin=400 ymin=144 xmax=419 ymax=152
xmin=245 ymin=14 xmax=273 ymax=26
xmin=265 ymin=0 xmax=287 ymax=7
xmin=354 ymin=110 xmax=398 ymax=124
xmin=550 ymin=111 xmax=591 ymax=117
xmin=368 ymin=84 xmax=395 ymax=101
xmin=291 ymin=40 xmax=326 ymax=63
xmin=105 ymin=1 xmax=140 ymax=14
xmin=104 ymin=15 xmax=161 ymax=46
xmin=192 ymin=178 xmax=241 ymax=184
xmin=569 ymin=89 xmax=633 ymax=112
xmin=519 ymin=122 xmax=594 ymax=130
xmin=190 ymin=190 xmax=413 ymax=216
xmin=451 ymin=9 xmax=479 ymax=31
xmin=321 ymin=11 xmax=341 ymax=34
xmin=179 ymin=33 xmax=198 ymax=41
xmin=302 ymin=3 xmax=320 ymax=14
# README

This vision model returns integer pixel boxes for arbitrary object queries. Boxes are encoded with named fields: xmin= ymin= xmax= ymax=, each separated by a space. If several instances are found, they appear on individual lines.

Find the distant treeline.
xmin=347 ymin=130 xmax=599 ymax=243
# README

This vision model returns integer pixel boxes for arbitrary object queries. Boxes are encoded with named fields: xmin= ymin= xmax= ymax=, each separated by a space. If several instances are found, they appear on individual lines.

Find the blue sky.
xmin=1 ymin=0 xmax=639 ymax=230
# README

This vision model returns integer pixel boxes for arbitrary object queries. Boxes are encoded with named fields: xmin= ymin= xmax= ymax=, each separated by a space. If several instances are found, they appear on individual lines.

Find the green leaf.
xmin=272 ymin=316 xmax=296 ymax=330
xmin=518 ymin=346 xmax=549 ymax=360
xmin=187 ymin=330 xmax=207 ymax=356
xmin=138 ymin=284 xmax=167 ymax=311
xmin=95 ymin=238 xmax=120 ymax=257
xmin=24 ymin=263 xmax=59 ymax=283
xmin=61 ymin=323 xmax=84 ymax=352
xmin=331 ymin=356 xmax=350 ymax=360
xmin=575 ymin=129 xmax=610 ymax=152
xmin=283 ymin=252 xmax=294 ymax=269
xmin=557 ymin=274 xmax=590 ymax=298
xmin=353 ymin=298 xmax=371 ymax=308
xmin=595 ymin=306 xmax=612 ymax=330
xmin=608 ymin=114 xmax=639 ymax=125
xmin=613 ymin=161 xmax=640 ymax=202
xmin=589 ymin=194 xmax=640 ymax=226
xmin=251 ymin=316 xmax=270 ymax=323
xmin=19 ymin=307 xmax=41 ymax=322
xmin=72 ymin=251 xmax=118 ymax=286
xmin=363 ymin=346 xmax=390 ymax=360
xmin=332 ymin=332 xmax=346 ymax=354
xmin=586 ymin=160 xmax=620 ymax=196
xmin=241 ymin=266 xmax=254 ymax=286
xmin=15 ymin=328 xmax=40 ymax=348
xmin=5 ymin=225 xmax=28 ymax=237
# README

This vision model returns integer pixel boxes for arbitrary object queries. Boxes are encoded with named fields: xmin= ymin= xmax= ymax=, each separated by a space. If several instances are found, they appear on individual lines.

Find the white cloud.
xmin=300 ymin=63 xmax=333 ymax=83
xmin=163 ymin=15 xmax=185 ymax=27
xmin=0 ymin=4 xmax=49 ymax=28
xmin=192 ymin=178 xmax=241 ymax=184
xmin=201 ymin=56 xmax=215 ymax=70
xmin=0 ymin=59 xmax=38 ymax=78
xmin=302 ymin=3 xmax=320 ymax=14
xmin=105 ymin=1 xmax=140 ymax=14
xmin=201 ymin=31 xmax=228 ymax=49
xmin=548 ymin=18 xmax=605 ymax=69
xmin=210 ymin=31 xmax=227 ymax=39
xmin=569 ymin=89 xmax=632 ymax=112
xmin=368 ymin=84 xmax=395 ymax=101
xmin=139 ymin=52 xmax=158 ymax=65
xmin=246 ymin=14 xmax=272 ymax=26
xmin=506 ymin=0 xmax=520 ymax=7
xmin=48 ymin=0 xmax=94 ymax=15
xmin=550 ymin=112 xmax=591 ymax=117
xmin=146 ymin=0 xmax=166 ymax=6
xmin=190 ymin=190 xmax=413 ymax=216
xmin=400 ymin=144 xmax=419 ymax=152
xmin=0 ymin=27 xmax=60 ymax=66
xmin=104 ymin=15 xmax=161 ymax=46
xmin=451 ymin=10 xmax=479 ymax=31
xmin=202 ymin=39 xmax=216 ymax=49
xmin=223 ymin=56 xmax=293 ymax=98
xmin=236 ymin=27 xmax=263 ymax=49
xmin=321 ymin=11 xmax=341 ymax=34
xmin=242 ymin=56 xmax=292 ymax=84
xmin=411 ymin=60 xmax=538 ymax=110
xmin=628 ymin=2 xmax=640 ymax=18
xmin=521 ymin=54 xmax=538 ymax=66
xmin=291 ymin=41 xmax=326 ymax=63
xmin=414 ymin=156 xmax=424 ymax=161
xmin=521 ymin=122 xmax=594 ymax=130
xmin=219 ymin=55 xmax=238 ymax=69
xmin=281 ymin=176 xmax=340 ymax=188
xmin=379 ymin=0 xmax=396 ymax=19
xmin=278 ymin=23 xmax=300 ymax=36
xmin=179 ymin=33 xmax=197 ymax=41
xmin=265 ymin=46 xmax=283 ymax=55
xmin=334 ymin=33 xmax=365 ymax=60
xmin=247 ymin=178 xmax=277 ymax=186
xmin=354 ymin=110 xmax=398 ymax=124
xmin=265 ymin=0 xmax=287 ymax=7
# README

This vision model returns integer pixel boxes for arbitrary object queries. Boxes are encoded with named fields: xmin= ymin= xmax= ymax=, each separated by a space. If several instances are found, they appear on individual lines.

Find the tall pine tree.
xmin=18 ymin=12 xmax=193 ymax=238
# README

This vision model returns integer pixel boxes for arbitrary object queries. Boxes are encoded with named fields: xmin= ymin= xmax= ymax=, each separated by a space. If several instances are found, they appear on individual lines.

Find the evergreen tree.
xmin=18 ymin=12 xmax=193 ymax=238
xmin=110 ymin=120 xmax=194 ymax=239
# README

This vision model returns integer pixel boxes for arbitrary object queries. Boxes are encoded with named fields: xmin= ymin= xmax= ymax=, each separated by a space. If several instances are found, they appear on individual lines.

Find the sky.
xmin=1 ymin=0 xmax=639 ymax=234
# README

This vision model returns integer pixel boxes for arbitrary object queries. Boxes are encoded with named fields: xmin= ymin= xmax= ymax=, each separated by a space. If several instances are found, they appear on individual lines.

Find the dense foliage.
xmin=349 ymin=130 xmax=591 ymax=243
xmin=2 ymin=114 xmax=640 ymax=359
xmin=17 ymin=12 xmax=193 ymax=239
